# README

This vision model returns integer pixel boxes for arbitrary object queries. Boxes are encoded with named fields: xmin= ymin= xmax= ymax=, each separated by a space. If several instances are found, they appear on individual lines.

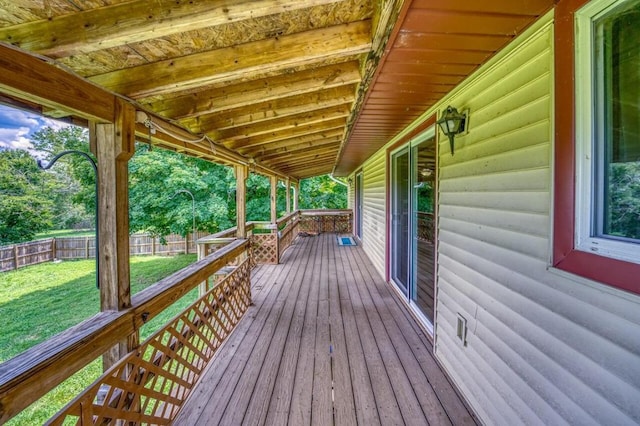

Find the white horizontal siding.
xmin=432 ymin=13 xmax=640 ymax=426
xmin=361 ymin=150 xmax=386 ymax=278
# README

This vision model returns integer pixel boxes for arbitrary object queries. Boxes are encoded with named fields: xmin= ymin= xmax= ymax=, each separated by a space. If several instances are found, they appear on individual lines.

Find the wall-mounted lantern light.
xmin=436 ymin=106 xmax=468 ymax=155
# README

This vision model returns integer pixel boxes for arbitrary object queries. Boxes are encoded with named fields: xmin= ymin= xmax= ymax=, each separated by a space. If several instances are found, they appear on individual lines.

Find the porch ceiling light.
xmin=437 ymin=105 xmax=468 ymax=156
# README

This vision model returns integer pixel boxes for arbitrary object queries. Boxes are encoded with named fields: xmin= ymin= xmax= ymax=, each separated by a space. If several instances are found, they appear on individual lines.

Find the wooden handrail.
xmin=47 ymin=256 xmax=252 ymax=425
xmin=0 ymin=238 xmax=249 ymax=424
xmin=300 ymin=208 xmax=352 ymax=216
xmin=276 ymin=210 xmax=300 ymax=227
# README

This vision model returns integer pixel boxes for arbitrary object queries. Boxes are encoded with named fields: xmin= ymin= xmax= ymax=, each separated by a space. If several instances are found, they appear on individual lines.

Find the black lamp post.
xmin=436 ymin=105 xmax=468 ymax=156
xmin=38 ymin=150 xmax=100 ymax=288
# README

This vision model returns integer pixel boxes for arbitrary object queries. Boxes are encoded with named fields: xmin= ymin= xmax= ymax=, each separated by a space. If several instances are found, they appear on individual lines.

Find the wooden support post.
xmin=293 ymin=182 xmax=299 ymax=211
xmin=94 ymin=99 xmax=136 ymax=371
xmin=285 ymin=178 xmax=291 ymax=213
xmin=235 ymin=165 xmax=248 ymax=238
xmin=270 ymin=175 xmax=278 ymax=231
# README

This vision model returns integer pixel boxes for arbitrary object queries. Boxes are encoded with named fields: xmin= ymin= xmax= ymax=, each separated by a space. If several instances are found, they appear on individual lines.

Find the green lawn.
xmin=33 ymin=229 xmax=96 ymax=239
xmin=0 ymin=254 xmax=198 ymax=425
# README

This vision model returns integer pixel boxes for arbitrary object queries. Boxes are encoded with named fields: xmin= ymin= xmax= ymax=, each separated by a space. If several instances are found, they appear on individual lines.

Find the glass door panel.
xmin=355 ymin=172 xmax=363 ymax=239
xmin=411 ymin=136 xmax=436 ymax=324
xmin=391 ymin=148 xmax=410 ymax=294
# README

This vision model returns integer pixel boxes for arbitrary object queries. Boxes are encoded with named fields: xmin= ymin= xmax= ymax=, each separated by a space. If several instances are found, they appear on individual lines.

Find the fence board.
xmin=0 ymin=233 xmax=208 ymax=272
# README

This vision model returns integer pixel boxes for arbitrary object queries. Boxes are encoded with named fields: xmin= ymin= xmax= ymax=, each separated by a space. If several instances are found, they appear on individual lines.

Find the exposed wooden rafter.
xmin=0 ymin=0 xmax=346 ymax=58
xmin=89 ymin=21 xmax=372 ymax=99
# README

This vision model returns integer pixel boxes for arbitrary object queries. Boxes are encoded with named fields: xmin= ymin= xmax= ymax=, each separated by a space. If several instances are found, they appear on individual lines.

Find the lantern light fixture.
xmin=437 ymin=105 xmax=468 ymax=155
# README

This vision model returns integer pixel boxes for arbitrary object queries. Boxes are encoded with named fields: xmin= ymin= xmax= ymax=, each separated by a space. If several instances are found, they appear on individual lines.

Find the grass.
xmin=33 ymin=229 xmax=96 ymax=239
xmin=0 ymin=254 xmax=198 ymax=425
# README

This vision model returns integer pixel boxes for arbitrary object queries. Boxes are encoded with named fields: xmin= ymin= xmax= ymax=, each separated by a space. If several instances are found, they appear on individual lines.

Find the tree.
xmin=0 ymin=149 xmax=55 ymax=244
xmin=30 ymin=126 xmax=96 ymax=225
xmin=128 ymin=145 xmax=234 ymax=237
xmin=299 ymin=175 xmax=347 ymax=209
xmin=1 ymin=125 xmax=351 ymax=242
xmin=608 ymin=162 xmax=640 ymax=239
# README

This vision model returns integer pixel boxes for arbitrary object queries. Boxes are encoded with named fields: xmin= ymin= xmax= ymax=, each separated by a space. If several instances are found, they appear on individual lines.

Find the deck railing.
xmin=196 ymin=210 xmax=350 ymax=267
xmin=47 ymin=251 xmax=252 ymax=425
xmin=0 ymin=238 xmax=250 ymax=424
xmin=0 ymin=209 xmax=352 ymax=424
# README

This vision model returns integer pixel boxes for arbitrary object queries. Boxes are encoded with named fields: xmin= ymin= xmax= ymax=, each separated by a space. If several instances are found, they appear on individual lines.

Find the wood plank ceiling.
xmin=0 ymin=0 xmax=553 ymax=180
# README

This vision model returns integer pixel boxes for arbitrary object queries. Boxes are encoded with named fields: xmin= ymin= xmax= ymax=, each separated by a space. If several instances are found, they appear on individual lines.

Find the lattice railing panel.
xmin=279 ymin=220 xmax=299 ymax=258
xmin=299 ymin=213 xmax=352 ymax=234
xmin=299 ymin=216 xmax=320 ymax=234
xmin=47 ymin=258 xmax=252 ymax=426
xmin=251 ymin=233 xmax=278 ymax=264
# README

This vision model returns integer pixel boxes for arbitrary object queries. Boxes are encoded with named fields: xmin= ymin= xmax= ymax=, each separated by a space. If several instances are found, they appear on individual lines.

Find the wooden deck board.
xmin=327 ymin=232 xmax=358 ymax=425
xmin=175 ymin=233 xmax=477 ymax=426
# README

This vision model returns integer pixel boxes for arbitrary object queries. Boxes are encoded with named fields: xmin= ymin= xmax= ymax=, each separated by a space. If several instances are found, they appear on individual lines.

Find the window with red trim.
xmin=554 ymin=0 xmax=640 ymax=295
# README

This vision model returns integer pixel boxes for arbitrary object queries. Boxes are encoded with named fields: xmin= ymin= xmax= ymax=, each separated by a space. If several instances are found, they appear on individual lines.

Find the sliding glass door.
xmin=391 ymin=148 xmax=410 ymax=294
xmin=390 ymin=128 xmax=437 ymax=329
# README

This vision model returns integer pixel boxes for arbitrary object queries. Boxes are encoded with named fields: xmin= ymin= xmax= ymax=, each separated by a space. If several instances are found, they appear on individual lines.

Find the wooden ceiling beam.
xmin=259 ymin=143 xmax=341 ymax=164
xmin=179 ymin=85 xmax=356 ymax=133
xmin=252 ymin=138 xmax=342 ymax=161
xmin=239 ymin=129 xmax=344 ymax=156
xmin=268 ymin=157 xmax=337 ymax=173
xmin=90 ymin=21 xmax=372 ymax=98
xmin=0 ymin=44 xmax=115 ymax=123
xmin=292 ymin=166 xmax=335 ymax=179
xmin=142 ymin=62 xmax=361 ymax=120
xmin=276 ymin=158 xmax=336 ymax=173
xmin=209 ymin=105 xmax=351 ymax=142
xmin=0 ymin=0 xmax=345 ymax=58
xmin=226 ymin=118 xmax=347 ymax=151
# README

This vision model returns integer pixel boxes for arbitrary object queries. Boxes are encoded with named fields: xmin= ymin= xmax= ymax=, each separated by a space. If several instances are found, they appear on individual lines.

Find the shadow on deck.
xmin=175 ymin=233 xmax=477 ymax=425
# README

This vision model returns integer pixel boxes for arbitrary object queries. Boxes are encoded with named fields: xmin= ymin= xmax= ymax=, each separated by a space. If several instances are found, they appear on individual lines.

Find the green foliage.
xmin=0 ymin=149 xmax=55 ymax=244
xmin=246 ymin=173 xmax=270 ymax=221
xmin=608 ymin=162 xmax=640 ymax=239
xmin=416 ymin=181 xmax=434 ymax=213
xmin=30 ymin=126 xmax=97 ymax=216
xmin=299 ymin=175 xmax=347 ymax=209
xmin=1 ymin=126 xmax=348 ymax=243
xmin=128 ymin=145 xmax=234 ymax=237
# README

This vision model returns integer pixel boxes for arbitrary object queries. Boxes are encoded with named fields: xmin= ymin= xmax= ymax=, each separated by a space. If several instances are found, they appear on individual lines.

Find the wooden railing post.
xmin=94 ymin=99 xmax=136 ymax=371
xmin=270 ymin=175 xmax=278 ymax=232
xmin=285 ymin=178 xmax=291 ymax=213
xmin=235 ymin=165 xmax=248 ymax=239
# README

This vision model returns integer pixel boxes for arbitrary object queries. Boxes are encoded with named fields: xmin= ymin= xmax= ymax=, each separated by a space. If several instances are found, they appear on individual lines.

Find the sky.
xmin=0 ymin=104 xmax=69 ymax=152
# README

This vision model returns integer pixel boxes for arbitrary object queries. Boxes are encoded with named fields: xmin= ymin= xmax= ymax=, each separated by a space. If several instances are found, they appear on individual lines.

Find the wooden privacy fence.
xmin=0 ymin=239 xmax=55 ymax=272
xmin=0 ymin=232 xmax=208 ymax=272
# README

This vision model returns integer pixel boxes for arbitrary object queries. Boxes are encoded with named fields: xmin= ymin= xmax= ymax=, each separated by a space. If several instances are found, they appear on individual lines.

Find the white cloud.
xmin=0 ymin=127 xmax=33 ymax=150
xmin=0 ymin=105 xmax=71 ymax=152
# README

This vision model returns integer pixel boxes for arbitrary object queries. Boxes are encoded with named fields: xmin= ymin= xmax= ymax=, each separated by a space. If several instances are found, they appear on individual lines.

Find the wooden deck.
xmin=175 ymin=233 xmax=477 ymax=425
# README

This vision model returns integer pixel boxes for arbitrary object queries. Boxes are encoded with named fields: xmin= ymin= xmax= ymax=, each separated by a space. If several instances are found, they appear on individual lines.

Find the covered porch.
xmin=176 ymin=232 xmax=475 ymax=425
